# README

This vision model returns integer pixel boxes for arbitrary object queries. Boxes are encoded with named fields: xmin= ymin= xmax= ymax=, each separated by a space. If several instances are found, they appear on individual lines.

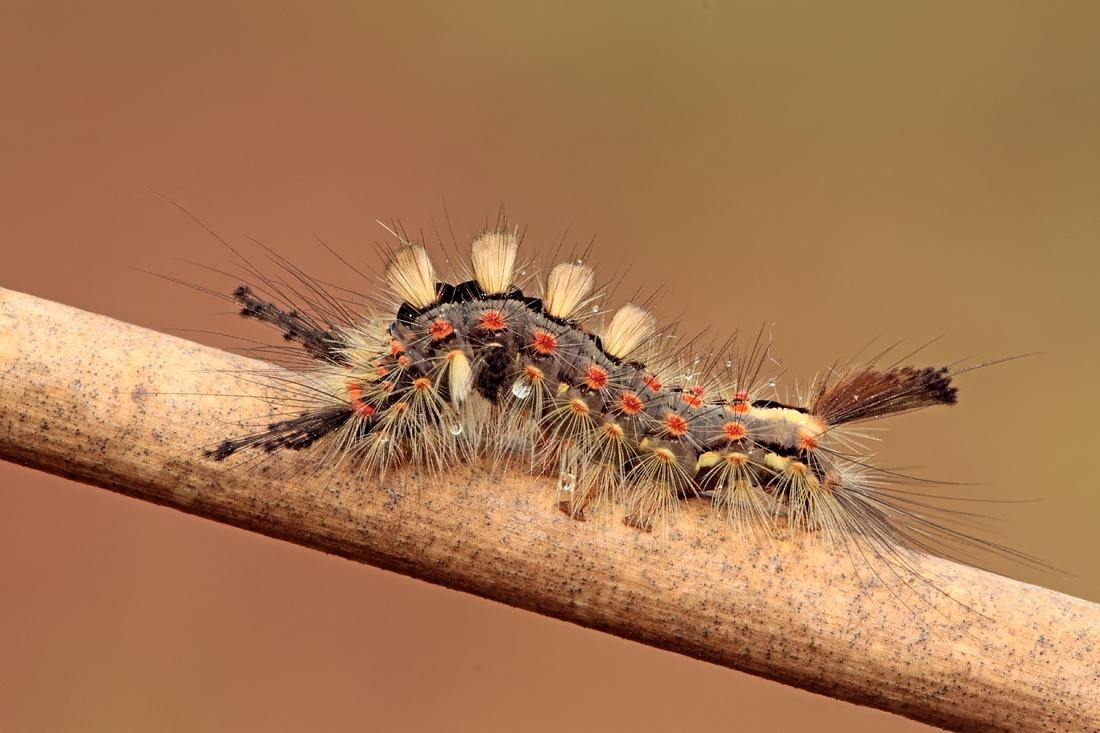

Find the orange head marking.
xmin=663 ymin=413 xmax=689 ymax=436
xmin=479 ymin=309 xmax=507 ymax=332
xmin=584 ymin=365 xmax=609 ymax=391
xmin=429 ymin=320 xmax=454 ymax=341
xmin=643 ymin=375 xmax=662 ymax=393
xmin=723 ymin=421 xmax=747 ymax=441
xmin=618 ymin=392 xmax=644 ymax=415
xmin=531 ymin=330 xmax=558 ymax=355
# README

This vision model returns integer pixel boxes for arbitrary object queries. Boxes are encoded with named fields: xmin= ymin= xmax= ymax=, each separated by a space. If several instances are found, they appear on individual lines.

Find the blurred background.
xmin=2 ymin=2 xmax=1098 ymax=731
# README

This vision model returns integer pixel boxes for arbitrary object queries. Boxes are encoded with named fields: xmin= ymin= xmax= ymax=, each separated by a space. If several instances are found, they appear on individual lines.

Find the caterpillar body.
xmin=207 ymin=224 xmax=970 ymax=556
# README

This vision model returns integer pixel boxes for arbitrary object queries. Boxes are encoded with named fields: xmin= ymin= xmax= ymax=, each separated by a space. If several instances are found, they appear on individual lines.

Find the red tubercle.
xmin=531 ymin=330 xmax=558 ymax=355
xmin=723 ymin=422 xmax=747 ymax=441
xmin=569 ymin=398 xmax=590 ymax=415
xmin=479 ymin=310 xmax=508 ymax=332
xmin=734 ymin=390 xmax=748 ymax=401
xmin=642 ymin=375 xmax=662 ymax=393
xmin=375 ymin=366 xmax=388 ymax=378
xmin=725 ymin=401 xmax=750 ymax=415
xmin=346 ymin=383 xmax=377 ymax=419
xmin=413 ymin=377 xmax=432 ymax=392
xmin=798 ymin=429 xmax=819 ymax=451
xmin=390 ymin=340 xmax=405 ymax=357
xmin=584 ymin=365 xmax=609 ymax=390
xmin=618 ymin=392 xmax=644 ymax=415
xmin=680 ymin=392 xmax=703 ymax=408
xmin=397 ymin=355 xmax=411 ymax=369
xmin=429 ymin=320 xmax=454 ymax=341
xmin=663 ymin=413 xmax=689 ymax=436
xmin=523 ymin=365 xmax=545 ymax=382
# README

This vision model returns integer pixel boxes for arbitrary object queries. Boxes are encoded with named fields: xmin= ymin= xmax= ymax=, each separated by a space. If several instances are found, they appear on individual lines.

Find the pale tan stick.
xmin=1 ymin=286 xmax=1097 ymax=733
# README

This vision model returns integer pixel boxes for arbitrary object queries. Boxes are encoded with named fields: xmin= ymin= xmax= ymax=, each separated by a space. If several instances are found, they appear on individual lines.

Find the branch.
xmin=1 ymin=286 xmax=1096 ymax=733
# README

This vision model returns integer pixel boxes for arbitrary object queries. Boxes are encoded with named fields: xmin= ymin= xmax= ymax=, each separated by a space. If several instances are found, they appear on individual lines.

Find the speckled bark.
xmin=1 ymin=287 xmax=1097 ymax=732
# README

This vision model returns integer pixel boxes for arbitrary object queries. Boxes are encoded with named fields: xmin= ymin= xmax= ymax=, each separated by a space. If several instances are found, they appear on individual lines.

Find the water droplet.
xmin=591 ymin=305 xmax=599 ymax=313
xmin=684 ymin=370 xmax=693 ymax=381
xmin=767 ymin=378 xmax=777 ymax=387
xmin=558 ymin=472 xmax=576 ymax=492
xmin=377 ymin=433 xmax=390 ymax=444
xmin=725 ymin=360 xmax=732 ymax=368
xmin=519 ymin=267 xmax=527 ymax=276
xmin=575 ymin=258 xmax=583 ymax=265
xmin=448 ymin=423 xmax=463 ymax=436
xmin=512 ymin=382 xmax=532 ymax=399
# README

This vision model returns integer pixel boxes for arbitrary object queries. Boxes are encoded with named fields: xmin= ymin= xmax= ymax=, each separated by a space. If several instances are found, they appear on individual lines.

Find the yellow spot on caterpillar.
xmin=696 ymin=450 xmax=722 ymax=470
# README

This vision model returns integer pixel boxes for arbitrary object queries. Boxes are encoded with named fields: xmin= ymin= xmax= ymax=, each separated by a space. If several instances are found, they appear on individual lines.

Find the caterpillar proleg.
xmin=202 ymin=217 xmax=1012 ymax=573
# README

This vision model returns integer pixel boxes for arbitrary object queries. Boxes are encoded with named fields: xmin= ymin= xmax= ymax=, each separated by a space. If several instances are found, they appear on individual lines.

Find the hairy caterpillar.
xmin=203 ymin=219 xmax=1000 ymax=566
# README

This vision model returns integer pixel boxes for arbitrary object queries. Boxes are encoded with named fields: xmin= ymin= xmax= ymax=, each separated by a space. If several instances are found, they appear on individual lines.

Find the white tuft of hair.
xmin=601 ymin=303 xmax=656 ymax=359
xmin=544 ymin=262 xmax=595 ymax=321
xmin=384 ymin=244 xmax=438 ymax=309
xmin=470 ymin=230 xmax=519 ymax=295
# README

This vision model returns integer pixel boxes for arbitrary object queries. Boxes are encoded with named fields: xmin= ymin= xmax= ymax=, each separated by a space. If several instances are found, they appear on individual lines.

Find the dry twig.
xmin=1 ymin=287 xmax=1097 ymax=732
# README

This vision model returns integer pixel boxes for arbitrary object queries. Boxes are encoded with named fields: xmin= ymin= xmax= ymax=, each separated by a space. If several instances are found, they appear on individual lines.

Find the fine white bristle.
xmin=544 ymin=262 xmax=595 ymax=320
xmin=601 ymin=303 xmax=657 ymax=359
xmin=470 ymin=230 xmax=519 ymax=295
xmin=384 ymin=244 xmax=438 ymax=310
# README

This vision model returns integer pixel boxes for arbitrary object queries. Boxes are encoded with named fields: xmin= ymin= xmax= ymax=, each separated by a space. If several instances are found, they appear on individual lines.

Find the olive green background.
xmin=2 ymin=2 xmax=1098 ymax=731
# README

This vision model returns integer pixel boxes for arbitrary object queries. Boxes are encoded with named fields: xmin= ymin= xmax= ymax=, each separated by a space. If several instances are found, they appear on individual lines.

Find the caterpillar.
xmin=203 ymin=220 xmax=996 ymax=566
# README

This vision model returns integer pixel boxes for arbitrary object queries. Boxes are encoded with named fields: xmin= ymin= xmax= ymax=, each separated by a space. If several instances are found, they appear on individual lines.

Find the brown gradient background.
xmin=2 ymin=3 xmax=1098 ymax=731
